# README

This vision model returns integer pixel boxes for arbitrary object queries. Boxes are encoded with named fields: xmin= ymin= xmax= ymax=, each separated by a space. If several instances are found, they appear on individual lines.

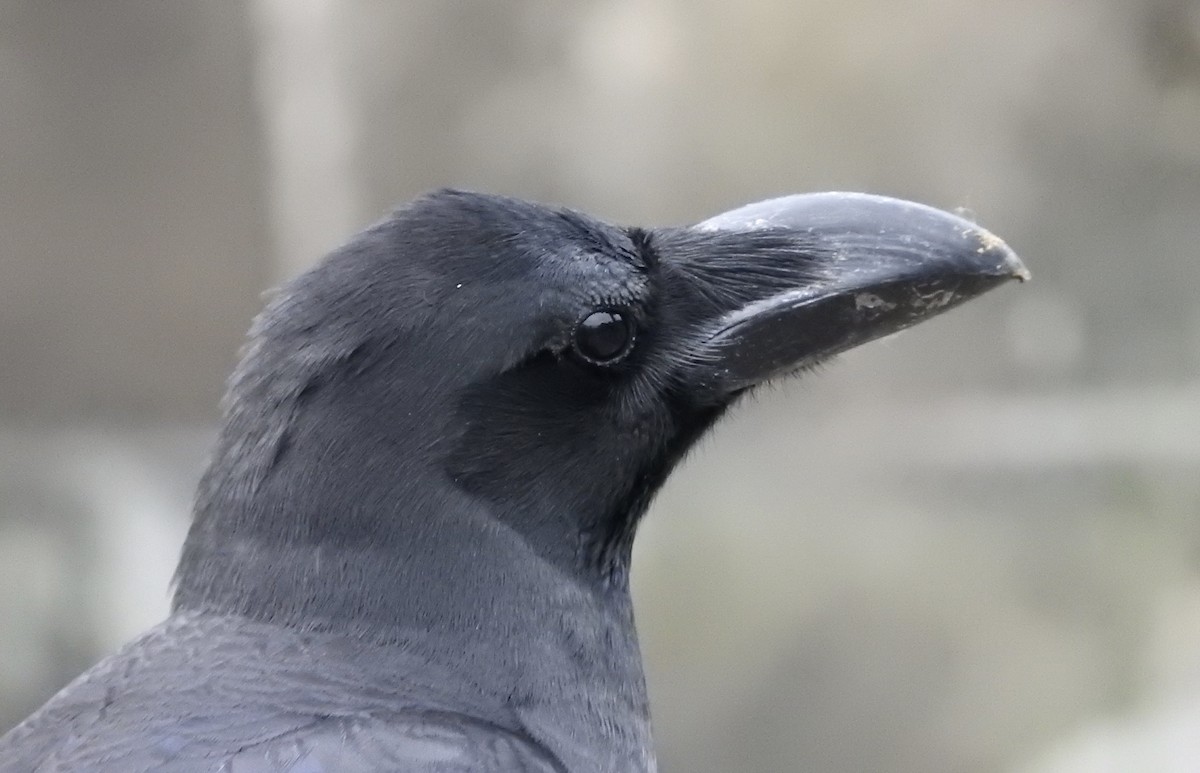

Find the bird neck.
xmin=171 ymin=403 xmax=642 ymax=659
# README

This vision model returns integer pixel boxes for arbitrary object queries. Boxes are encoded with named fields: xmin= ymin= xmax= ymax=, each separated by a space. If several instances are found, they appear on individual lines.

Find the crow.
xmin=0 ymin=190 xmax=1027 ymax=772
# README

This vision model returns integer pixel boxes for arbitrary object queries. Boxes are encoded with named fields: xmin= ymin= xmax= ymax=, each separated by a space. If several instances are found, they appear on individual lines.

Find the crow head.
xmin=174 ymin=190 xmax=1026 ymax=630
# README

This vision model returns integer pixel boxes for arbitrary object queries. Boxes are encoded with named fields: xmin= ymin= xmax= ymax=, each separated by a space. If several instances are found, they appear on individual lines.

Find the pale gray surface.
xmin=3 ymin=1 xmax=1200 ymax=771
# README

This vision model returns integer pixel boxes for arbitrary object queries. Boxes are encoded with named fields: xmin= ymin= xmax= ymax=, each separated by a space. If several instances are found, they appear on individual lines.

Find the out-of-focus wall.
xmin=0 ymin=2 xmax=267 ymax=420
xmin=2 ymin=1 xmax=1200 ymax=771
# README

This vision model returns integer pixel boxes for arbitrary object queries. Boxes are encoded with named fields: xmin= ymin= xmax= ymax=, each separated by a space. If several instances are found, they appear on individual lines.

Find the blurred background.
xmin=2 ymin=1 xmax=1199 ymax=770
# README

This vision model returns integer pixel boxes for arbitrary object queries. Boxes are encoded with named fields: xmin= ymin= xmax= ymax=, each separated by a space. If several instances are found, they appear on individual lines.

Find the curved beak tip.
xmin=972 ymin=225 xmax=1031 ymax=283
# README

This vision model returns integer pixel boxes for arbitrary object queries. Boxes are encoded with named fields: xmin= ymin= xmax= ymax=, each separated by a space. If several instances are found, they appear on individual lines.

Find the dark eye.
xmin=573 ymin=310 xmax=635 ymax=365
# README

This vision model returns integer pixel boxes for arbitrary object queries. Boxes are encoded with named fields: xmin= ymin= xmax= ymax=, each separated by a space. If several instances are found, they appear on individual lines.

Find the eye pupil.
xmin=575 ymin=310 xmax=633 ymax=364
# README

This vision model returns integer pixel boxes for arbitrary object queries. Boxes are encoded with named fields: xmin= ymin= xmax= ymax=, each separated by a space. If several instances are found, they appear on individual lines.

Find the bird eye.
xmin=573 ymin=310 xmax=635 ymax=365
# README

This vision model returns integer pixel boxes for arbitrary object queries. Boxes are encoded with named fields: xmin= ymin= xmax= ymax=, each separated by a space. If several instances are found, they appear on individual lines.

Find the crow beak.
xmin=686 ymin=192 xmax=1029 ymax=395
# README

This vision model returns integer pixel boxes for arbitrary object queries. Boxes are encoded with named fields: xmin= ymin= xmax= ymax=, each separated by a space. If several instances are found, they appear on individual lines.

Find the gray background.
xmin=2 ymin=2 xmax=1200 ymax=771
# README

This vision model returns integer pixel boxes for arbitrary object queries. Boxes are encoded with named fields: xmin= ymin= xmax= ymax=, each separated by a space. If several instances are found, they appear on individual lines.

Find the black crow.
xmin=0 ymin=190 xmax=1027 ymax=772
